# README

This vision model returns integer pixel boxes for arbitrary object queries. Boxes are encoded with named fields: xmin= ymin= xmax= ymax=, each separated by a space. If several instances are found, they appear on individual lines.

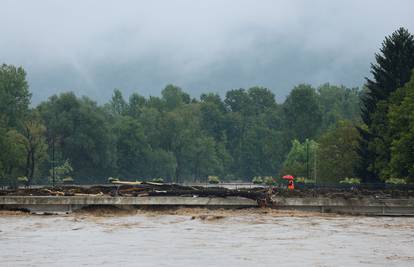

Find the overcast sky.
xmin=1 ymin=0 xmax=414 ymax=104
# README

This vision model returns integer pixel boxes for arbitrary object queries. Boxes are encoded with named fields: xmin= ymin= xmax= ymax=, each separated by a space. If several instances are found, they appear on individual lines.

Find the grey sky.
xmin=1 ymin=0 xmax=414 ymax=104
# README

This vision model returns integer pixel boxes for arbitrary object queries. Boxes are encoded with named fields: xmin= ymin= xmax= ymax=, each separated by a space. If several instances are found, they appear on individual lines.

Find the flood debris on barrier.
xmin=0 ymin=183 xmax=268 ymax=202
xmin=1 ymin=183 xmax=413 ymax=201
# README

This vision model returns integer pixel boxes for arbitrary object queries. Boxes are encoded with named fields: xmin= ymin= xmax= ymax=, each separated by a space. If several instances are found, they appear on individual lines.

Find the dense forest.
xmin=1 ymin=27 xmax=414 ymax=186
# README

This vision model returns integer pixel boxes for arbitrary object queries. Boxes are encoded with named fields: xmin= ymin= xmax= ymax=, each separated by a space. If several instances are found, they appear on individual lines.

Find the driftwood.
xmin=2 ymin=183 xmax=412 ymax=203
xmin=43 ymin=189 xmax=65 ymax=196
xmin=74 ymin=192 xmax=104 ymax=197
xmin=111 ymin=181 xmax=142 ymax=185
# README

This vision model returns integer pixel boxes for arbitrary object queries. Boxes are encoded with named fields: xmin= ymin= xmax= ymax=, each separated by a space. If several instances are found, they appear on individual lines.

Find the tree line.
xmin=0 ymin=27 xmax=413 ymax=186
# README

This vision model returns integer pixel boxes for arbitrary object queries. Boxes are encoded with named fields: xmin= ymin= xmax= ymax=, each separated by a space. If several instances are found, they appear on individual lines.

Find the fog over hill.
xmin=1 ymin=0 xmax=414 ymax=104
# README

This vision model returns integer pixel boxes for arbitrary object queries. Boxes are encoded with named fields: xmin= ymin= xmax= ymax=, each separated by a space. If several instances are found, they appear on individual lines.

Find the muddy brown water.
xmin=0 ymin=208 xmax=413 ymax=266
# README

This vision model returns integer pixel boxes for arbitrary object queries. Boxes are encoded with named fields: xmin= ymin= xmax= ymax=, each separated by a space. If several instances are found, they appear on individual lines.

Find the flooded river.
xmin=0 ymin=208 xmax=413 ymax=266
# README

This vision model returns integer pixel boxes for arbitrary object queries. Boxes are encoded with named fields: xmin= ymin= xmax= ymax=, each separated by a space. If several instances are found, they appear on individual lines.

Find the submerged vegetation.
xmin=0 ymin=28 xmax=414 ymax=186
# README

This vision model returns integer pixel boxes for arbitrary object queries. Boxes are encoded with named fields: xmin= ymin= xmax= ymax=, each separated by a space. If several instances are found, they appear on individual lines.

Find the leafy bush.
xmin=150 ymin=177 xmax=164 ymax=183
xmin=295 ymin=177 xmax=305 ymax=183
xmin=48 ymin=160 xmax=73 ymax=185
xmin=17 ymin=176 xmax=28 ymax=184
xmin=385 ymin=178 xmax=407 ymax=185
xmin=339 ymin=177 xmax=360 ymax=185
xmin=208 ymin=176 xmax=220 ymax=184
xmin=252 ymin=176 xmax=263 ymax=184
xmin=263 ymin=176 xmax=275 ymax=186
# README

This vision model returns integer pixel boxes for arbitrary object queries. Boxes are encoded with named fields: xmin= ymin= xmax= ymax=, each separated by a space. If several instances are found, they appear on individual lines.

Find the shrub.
xmin=385 ymin=178 xmax=407 ymax=185
xmin=17 ymin=176 xmax=28 ymax=184
xmin=339 ymin=177 xmax=360 ymax=185
xmin=208 ymin=176 xmax=220 ymax=184
xmin=252 ymin=176 xmax=263 ymax=184
xmin=295 ymin=177 xmax=305 ymax=183
xmin=263 ymin=176 xmax=275 ymax=186
xmin=150 ymin=177 xmax=164 ymax=183
xmin=48 ymin=160 xmax=73 ymax=185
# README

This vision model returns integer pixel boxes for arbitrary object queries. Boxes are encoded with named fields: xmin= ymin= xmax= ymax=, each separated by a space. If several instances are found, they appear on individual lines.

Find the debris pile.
xmin=0 ymin=184 xmax=413 ymax=202
xmin=0 ymin=183 xmax=268 ymax=202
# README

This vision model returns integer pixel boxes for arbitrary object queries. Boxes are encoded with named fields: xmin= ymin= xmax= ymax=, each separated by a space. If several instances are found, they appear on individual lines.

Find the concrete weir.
xmin=271 ymin=197 xmax=414 ymax=216
xmin=0 ymin=196 xmax=258 ymax=213
xmin=1 ymin=195 xmax=414 ymax=215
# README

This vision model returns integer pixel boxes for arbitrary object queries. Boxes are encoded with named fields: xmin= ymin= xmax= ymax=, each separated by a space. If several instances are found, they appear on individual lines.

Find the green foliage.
xmin=358 ymin=27 xmax=414 ymax=183
xmin=317 ymin=84 xmax=361 ymax=130
xmin=0 ymin=128 xmax=26 ymax=182
xmin=208 ymin=175 xmax=220 ymax=184
xmin=150 ymin=177 xmax=164 ymax=183
xmin=295 ymin=177 xmax=315 ymax=184
xmin=385 ymin=178 xmax=407 ymax=185
xmin=295 ymin=177 xmax=305 ymax=183
xmin=20 ymin=112 xmax=48 ymax=185
xmin=317 ymin=120 xmax=359 ymax=184
xmin=38 ymin=92 xmax=116 ymax=182
xmin=386 ymin=72 xmax=414 ymax=182
xmin=162 ymin=84 xmax=190 ymax=111
xmin=283 ymin=84 xmax=322 ymax=141
xmin=281 ymin=139 xmax=318 ymax=180
xmin=262 ymin=176 xmax=275 ymax=186
xmin=0 ymin=64 xmax=31 ymax=127
xmin=0 ymin=63 xmax=370 ymax=185
xmin=17 ymin=176 xmax=28 ymax=184
xmin=339 ymin=177 xmax=361 ymax=185
xmin=49 ymin=160 xmax=73 ymax=185
xmin=252 ymin=176 xmax=263 ymax=184
xmin=109 ymin=89 xmax=128 ymax=116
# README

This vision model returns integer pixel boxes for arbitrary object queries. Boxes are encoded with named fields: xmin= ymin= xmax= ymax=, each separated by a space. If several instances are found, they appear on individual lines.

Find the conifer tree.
xmin=357 ymin=27 xmax=414 ymax=182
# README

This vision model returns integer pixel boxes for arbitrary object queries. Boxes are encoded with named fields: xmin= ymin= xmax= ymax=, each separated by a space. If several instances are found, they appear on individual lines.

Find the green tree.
xmin=0 ymin=64 xmax=31 ymax=127
xmin=128 ymin=92 xmax=146 ymax=118
xmin=0 ymin=127 xmax=26 ymax=185
xmin=161 ymin=84 xmax=190 ymax=111
xmin=38 ymin=92 xmax=116 ymax=183
xmin=317 ymin=120 xmax=359 ymax=184
xmin=199 ymin=95 xmax=226 ymax=140
xmin=283 ymin=84 xmax=322 ymax=141
xmin=317 ymin=83 xmax=361 ymax=130
xmin=114 ymin=116 xmax=150 ymax=179
xmin=108 ymin=89 xmax=128 ymax=116
xmin=188 ymin=136 xmax=221 ymax=181
xmin=224 ymin=88 xmax=252 ymax=114
xmin=20 ymin=112 xmax=48 ymax=185
xmin=49 ymin=160 xmax=73 ymax=185
xmin=281 ymin=139 xmax=318 ymax=180
xmin=358 ymin=27 xmax=414 ymax=182
xmin=160 ymin=105 xmax=201 ymax=182
xmin=386 ymin=72 xmax=414 ymax=182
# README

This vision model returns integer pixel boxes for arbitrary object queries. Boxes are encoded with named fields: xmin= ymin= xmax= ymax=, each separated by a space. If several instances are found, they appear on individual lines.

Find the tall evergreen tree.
xmin=357 ymin=27 xmax=414 ymax=182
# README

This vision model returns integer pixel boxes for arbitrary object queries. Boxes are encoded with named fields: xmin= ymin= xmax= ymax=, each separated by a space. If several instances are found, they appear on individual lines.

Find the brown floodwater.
xmin=0 ymin=208 xmax=413 ymax=266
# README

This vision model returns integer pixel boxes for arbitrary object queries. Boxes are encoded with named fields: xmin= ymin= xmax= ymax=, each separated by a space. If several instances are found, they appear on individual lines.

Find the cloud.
xmin=1 ymin=0 xmax=414 ymax=104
